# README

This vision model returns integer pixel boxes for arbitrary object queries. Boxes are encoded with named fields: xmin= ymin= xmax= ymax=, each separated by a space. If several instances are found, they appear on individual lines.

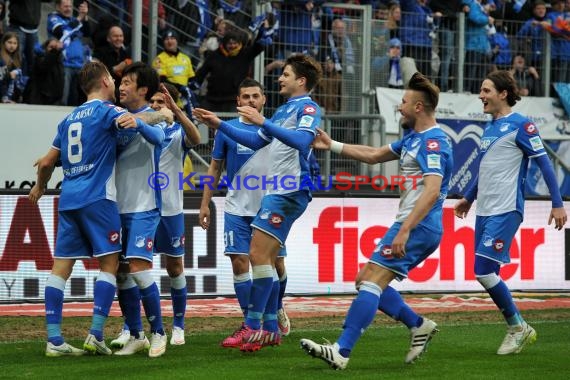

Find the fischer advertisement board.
xmin=0 ymin=194 xmax=568 ymax=302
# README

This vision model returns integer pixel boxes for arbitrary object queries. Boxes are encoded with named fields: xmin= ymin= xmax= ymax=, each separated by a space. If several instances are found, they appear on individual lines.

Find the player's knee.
xmin=231 ymin=255 xmax=250 ymax=274
xmin=166 ymin=258 xmax=183 ymax=277
xmin=476 ymin=272 xmax=501 ymax=290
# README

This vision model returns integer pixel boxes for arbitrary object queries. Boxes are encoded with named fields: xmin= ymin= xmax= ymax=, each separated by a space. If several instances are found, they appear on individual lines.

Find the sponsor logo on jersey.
xmin=529 ymin=136 xmax=544 ymax=151
xmin=427 ymin=154 xmax=441 ymax=169
xmin=237 ymin=143 xmax=254 ymax=154
xmin=303 ymin=105 xmax=317 ymax=115
xmin=108 ymin=231 xmax=120 ymax=244
xmin=524 ymin=122 xmax=537 ymax=134
xmin=381 ymin=245 xmax=393 ymax=259
xmin=426 ymin=139 xmax=440 ymax=151
xmin=269 ymin=213 xmax=284 ymax=227
xmin=493 ymin=239 xmax=504 ymax=252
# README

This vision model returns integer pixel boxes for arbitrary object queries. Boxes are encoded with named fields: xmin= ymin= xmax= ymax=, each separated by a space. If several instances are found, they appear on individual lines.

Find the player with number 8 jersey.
xmin=28 ymin=61 xmax=142 ymax=357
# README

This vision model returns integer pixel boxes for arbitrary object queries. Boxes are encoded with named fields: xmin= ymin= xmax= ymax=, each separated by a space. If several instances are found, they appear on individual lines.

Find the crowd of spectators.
xmin=1 ymin=0 xmax=570 ymax=107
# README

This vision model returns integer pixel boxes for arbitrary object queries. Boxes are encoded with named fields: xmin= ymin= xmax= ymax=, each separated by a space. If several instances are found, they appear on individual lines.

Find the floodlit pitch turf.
xmin=1 ymin=311 xmax=569 ymax=379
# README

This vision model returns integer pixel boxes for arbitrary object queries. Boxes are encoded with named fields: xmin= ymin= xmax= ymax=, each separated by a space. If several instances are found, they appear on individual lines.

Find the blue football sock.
xmin=263 ymin=271 xmax=280 ymax=333
xmin=337 ymin=282 xmax=382 ymax=357
xmin=378 ymin=285 xmax=422 ymax=328
xmin=45 ymin=275 xmax=66 ymax=345
xmin=487 ymin=280 xmax=522 ymax=326
xmin=233 ymin=272 xmax=252 ymax=319
xmin=133 ymin=270 xmax=164 ymax=335
xmin=170 ymin=274 xmax=187 ymax=329
xmin=278 ymin=271 xmax=287 ymax=310
xmin=245 ymin=265 xmax=274 ymax=330
xmin=90 ymin=272 xmax=117 ymax=340
xmin=117 ymin=274 xmax=143 ymax=338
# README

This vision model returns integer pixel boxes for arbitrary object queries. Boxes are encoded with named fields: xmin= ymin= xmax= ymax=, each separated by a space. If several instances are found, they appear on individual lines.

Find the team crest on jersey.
xmin=500 ymin=123 xmax=510 ymax=132
xmin=135 ymin=236 xmax=145 ymax=248
xmin=259 ymin=209 xmax=271 ymax=219
xmin=480 ymin=137 xmax=497 ymax=152
xmin=108 ymin=231 xmax=120 ymax=244
xmin=146 ymin=238 xmax=154 ymax=251
xmin=171 ymin=236 xmax=181 ymax=248
xmin=483 ymin=234 xmax=494 ymax=247
xmin=426 ymin=139 xmax=440 ymax=151
xmin=303 ymin=105 xmax=317 ymax=115
xmin=493 ymin=239 xmax=504 ymax=252
xmin=381 ymin=245 xmax=393 ymax=259
xmin=411 ymin=138 xmax=420 ymax=148
xmin=524 ymin=122 xmax=537 ymax=134
xmin=269 ymin=213 xmax=284 ymax=227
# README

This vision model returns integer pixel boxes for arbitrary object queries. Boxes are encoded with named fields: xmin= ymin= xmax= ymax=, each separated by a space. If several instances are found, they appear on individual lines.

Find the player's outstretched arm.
xmin=314 ymin=128 xmax=397 ymax=164
xmin=29 ymin=148 xmax=60 ymax=204
xmin=136 ymin=111 xmax=170 ymax=125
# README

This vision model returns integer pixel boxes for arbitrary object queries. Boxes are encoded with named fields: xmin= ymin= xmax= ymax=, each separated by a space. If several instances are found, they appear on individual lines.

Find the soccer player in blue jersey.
xmin=198 ymin=78 xmax=291 ymax=350
xmin=299 ymin=72 xmax=453 ymax=369
xmin=28 ymin=61 xmax=142 ymax=357
xmin=454 ymin=70 xmax=567 ymax=355
xmin=111 ymin=62 xmax=169 ymax=358
xmin=150 ymin=83 xmax=200 ymax=345
xmin=194 ymin=54 xmax=323 ymax=351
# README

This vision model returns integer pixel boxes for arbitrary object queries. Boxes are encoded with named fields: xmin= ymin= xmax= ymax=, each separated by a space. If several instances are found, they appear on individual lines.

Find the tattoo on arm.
xmin=137 ymin=112 xmax=167 ymax=125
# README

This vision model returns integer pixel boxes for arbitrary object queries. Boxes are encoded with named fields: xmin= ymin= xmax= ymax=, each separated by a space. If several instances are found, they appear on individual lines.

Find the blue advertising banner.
xmin=438 ymin=119 xmax=485 ymax=196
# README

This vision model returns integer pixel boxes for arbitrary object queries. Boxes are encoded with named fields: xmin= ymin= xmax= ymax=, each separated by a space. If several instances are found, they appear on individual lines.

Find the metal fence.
xmin=84 ymin=1 xmax=563 ymax=180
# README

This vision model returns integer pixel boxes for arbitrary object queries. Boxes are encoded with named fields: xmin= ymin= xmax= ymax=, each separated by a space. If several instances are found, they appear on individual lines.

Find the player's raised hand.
xmin=454 ymin=198 xmax=472 ymax=219
xmin=160 ymin=84 xmax=178 ymax=112
xmin=236 ymin=106 xmax=264 ymax=126
xmin=548 ymin=207 xmax=567 ymax=231
xmin=313 ymin=128 xmax=332 ymax=150
xmin=193 ymin=108 xmax=221 ymax=129
xmin=117 ymin=113 xmax=138 ymax=129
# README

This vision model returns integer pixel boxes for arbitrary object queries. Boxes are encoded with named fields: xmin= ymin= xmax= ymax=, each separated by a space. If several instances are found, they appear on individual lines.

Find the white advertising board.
xmin=1 ymin=194 xmax=568 ymax=301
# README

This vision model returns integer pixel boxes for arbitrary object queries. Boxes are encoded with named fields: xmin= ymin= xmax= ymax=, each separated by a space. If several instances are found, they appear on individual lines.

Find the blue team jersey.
xmin=257 ymin=95 xmax=321 ymax=196
xmin=389 ymin=125 xmax=453 ymax=232
xmin=212 ymin=118 xmax=270 ymax=216
xmin=475 ymin=112 xmax=546 ymax=217
xmin=52 ymin=99 xmax=127 ymax=211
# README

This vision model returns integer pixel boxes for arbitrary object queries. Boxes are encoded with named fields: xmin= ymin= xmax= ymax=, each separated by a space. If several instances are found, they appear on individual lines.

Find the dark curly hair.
xmin=486 ymin=70 xmax=521 ymax=106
